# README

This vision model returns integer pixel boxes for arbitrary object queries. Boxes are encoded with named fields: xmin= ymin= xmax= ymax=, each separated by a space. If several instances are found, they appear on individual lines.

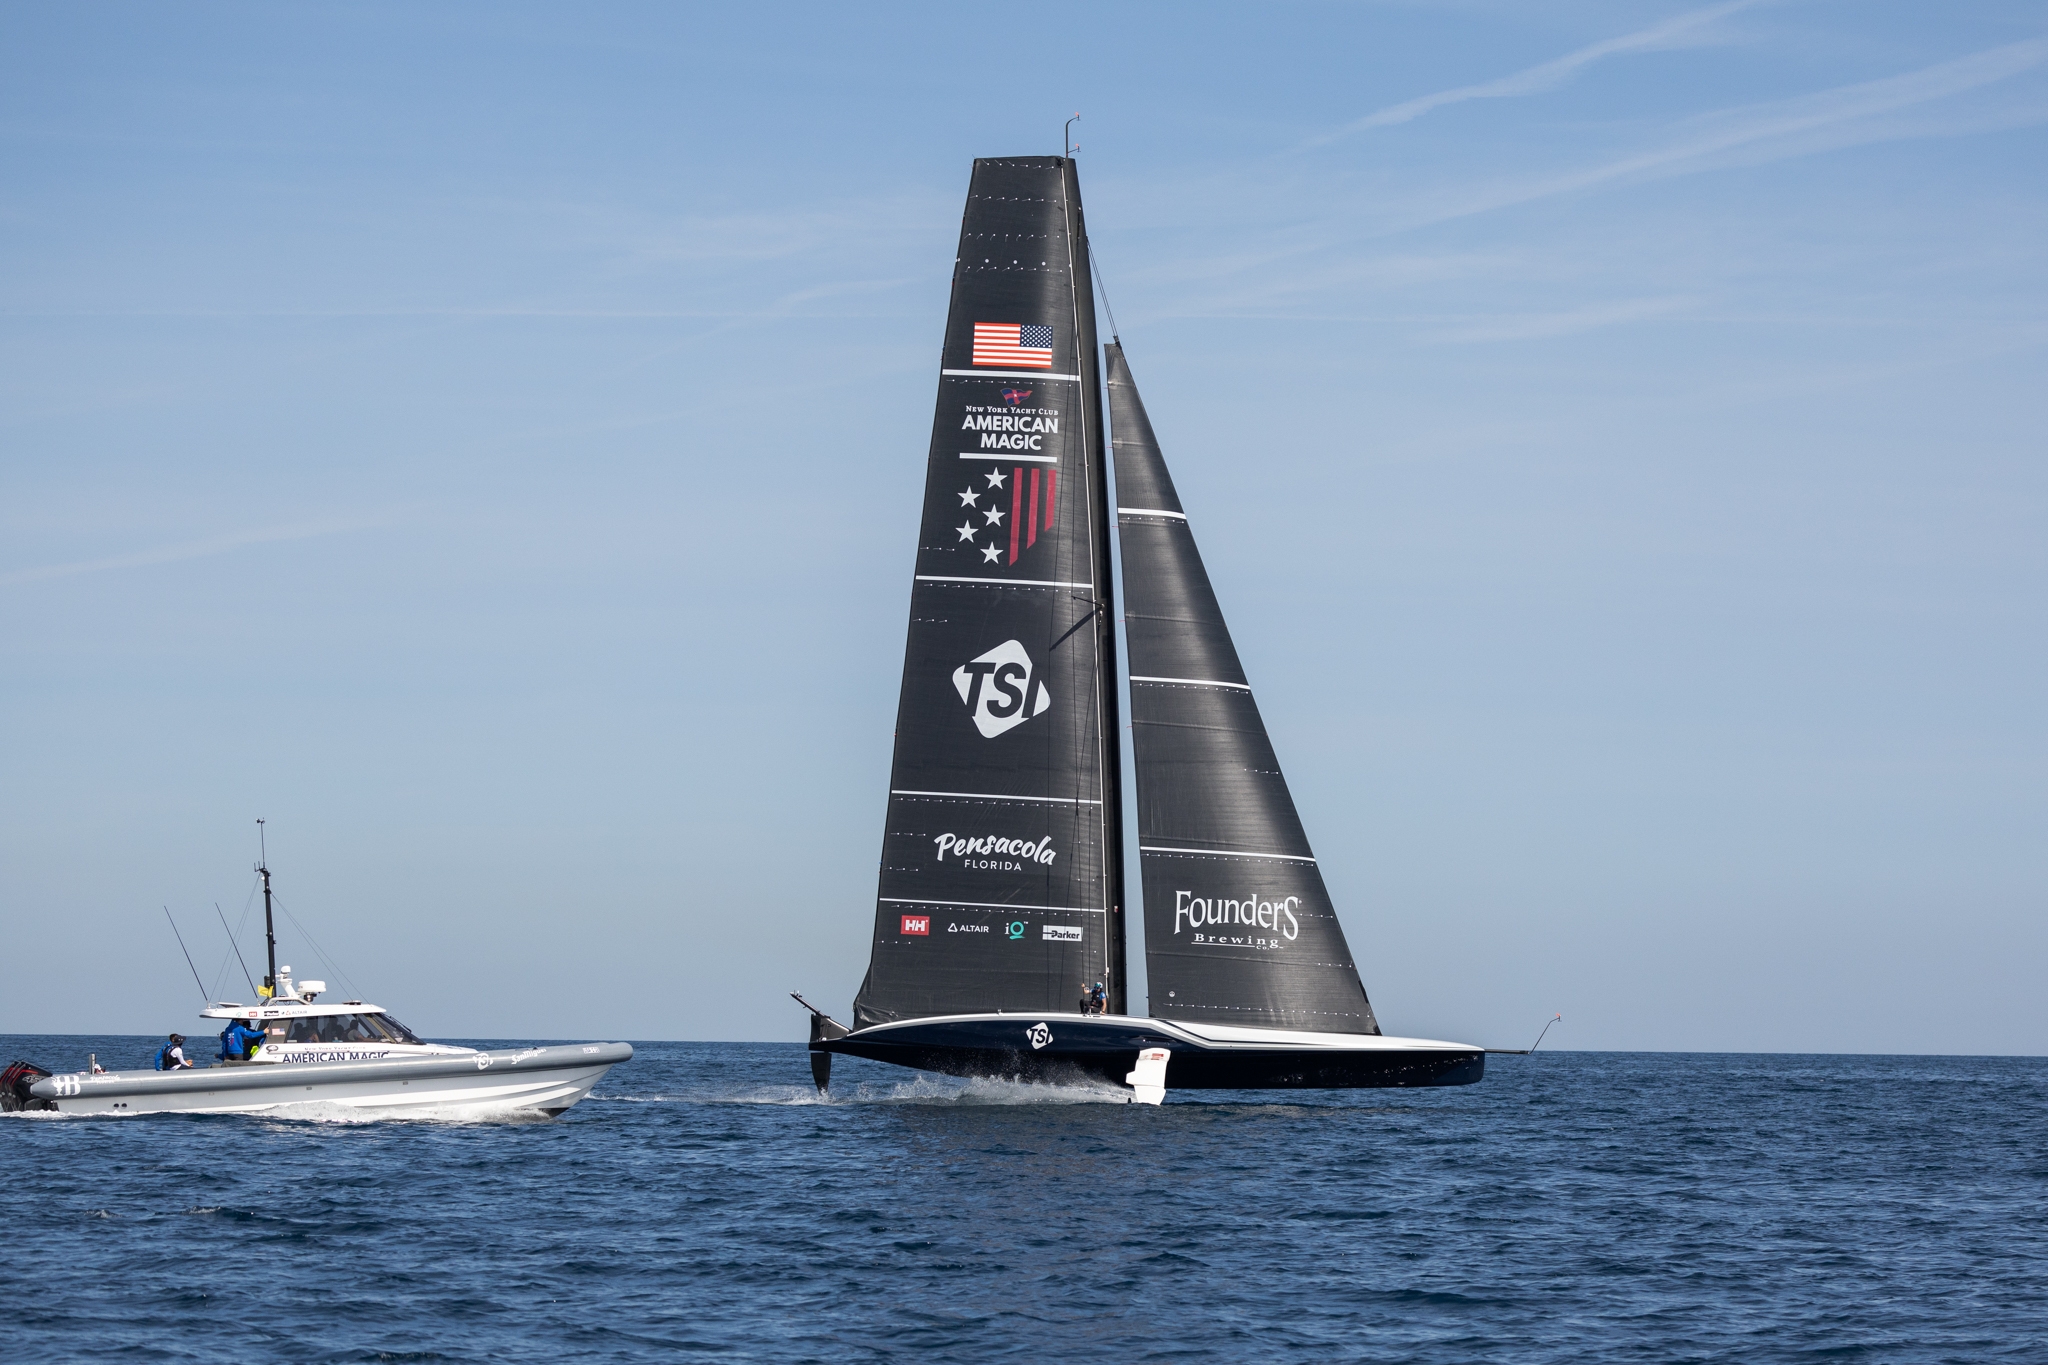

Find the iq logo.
xmin=901 ymin=915 xmax=931 ymax=936
xmin=952 ymin=639 xmax=1052 ymax=739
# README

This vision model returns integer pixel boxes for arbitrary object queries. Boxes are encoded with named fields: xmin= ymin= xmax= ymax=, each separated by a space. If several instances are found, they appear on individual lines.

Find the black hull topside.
xmin=816 ymin=1014 xmax=1483 ymax=1090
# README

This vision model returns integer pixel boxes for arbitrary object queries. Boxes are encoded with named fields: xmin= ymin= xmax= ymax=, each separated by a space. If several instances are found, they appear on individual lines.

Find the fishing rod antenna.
xmin=1064 ymin=112 xmax=1080 ymax=159
xmin=217 ymin=902 xmax=257 ymax=999
xmin=1530 ymin=1013 xmax=1563 ymax=1052
xmin=165 ymin=907 xmax=208 ymax=1002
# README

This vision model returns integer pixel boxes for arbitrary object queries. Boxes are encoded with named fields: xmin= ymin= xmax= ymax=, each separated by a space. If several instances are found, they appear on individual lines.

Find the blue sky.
xmin=4 ymin=2 xmax=2044 ymax=1052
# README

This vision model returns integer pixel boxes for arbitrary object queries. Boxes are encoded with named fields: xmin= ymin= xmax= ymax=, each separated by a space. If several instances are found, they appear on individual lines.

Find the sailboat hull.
xmin=818 ymin=1013 xmax=1482 ymax=1090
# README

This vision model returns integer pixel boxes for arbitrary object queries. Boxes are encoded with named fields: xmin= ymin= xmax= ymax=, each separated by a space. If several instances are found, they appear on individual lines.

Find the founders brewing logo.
xmin=953 ymin=639 xmax=1051 ymax=738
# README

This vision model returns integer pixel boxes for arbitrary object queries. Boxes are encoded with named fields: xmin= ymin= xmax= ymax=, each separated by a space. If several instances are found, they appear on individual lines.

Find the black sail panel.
xmin=1107 ymin=342 xmax=1379 ymax=1035
xmin=854 ymin=158 xmax=1124 ymax=1030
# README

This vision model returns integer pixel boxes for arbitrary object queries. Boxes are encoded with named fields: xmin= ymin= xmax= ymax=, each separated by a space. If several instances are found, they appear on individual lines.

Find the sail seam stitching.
xmin=1129 ymin=675 xmax=1250 ymax=690
xmin=879 ymin=899 xmax=1105 ymax=913
xmin=1116 ymin=507 xmax=1187 ymax=520
xmin=891 ymin=789 xmax=1104 ymax=805
xmin=941 ymin=369 xmax=1081 ymax=380
xmin=912 ymin=575 xmax=1093 ymax=588
xmin=1140 ymin=845 xmax=1318 ymax=863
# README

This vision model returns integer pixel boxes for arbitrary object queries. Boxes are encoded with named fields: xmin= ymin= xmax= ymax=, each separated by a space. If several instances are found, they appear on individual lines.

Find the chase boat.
xmin=5 ymin=849 xmax=631 ymax=1118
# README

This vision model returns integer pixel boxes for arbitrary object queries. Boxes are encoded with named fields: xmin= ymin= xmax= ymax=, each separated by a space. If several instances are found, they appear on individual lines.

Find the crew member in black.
xmin=1084 ymin=981 xmax=1106 ymax=1016
xmin=154 ymin=1033 xmax=195 ymax=1070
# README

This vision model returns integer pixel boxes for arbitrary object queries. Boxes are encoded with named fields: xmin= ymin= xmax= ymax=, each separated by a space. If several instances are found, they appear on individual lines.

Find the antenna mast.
xmin=256 ymin=818 xmax=277 ymax=998
xmin=1064 ymin=112 xmax=1080 ymax=159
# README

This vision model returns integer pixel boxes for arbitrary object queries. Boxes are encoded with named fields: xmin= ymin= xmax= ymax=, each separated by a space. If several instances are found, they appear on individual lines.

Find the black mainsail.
xmin=1106 ymin=342 xmax=1379 ymax=1035
xmin=851 ymin=156 xmax=1125 ymax=1029
xmin=801 ymin=153 xmax=1480 ymax=1096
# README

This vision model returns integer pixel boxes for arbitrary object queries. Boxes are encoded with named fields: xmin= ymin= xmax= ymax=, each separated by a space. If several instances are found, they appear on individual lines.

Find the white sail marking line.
xmin=1116 ymin=507 xmax=1187 ymax=520
xmin=941 ymin=369 xmax=1081 ymax=381
xmin=891 ymin=789 xmax=1104 ymax=805
xmin=913 ymin=575 xmax=1092 ymax=588
xmin=880 ymin=898 xmax=1105 ymax=914
xmin=1140 ymin=845 xmax=1318 ymax=864
xmin=1130 ymin=675 xmax=1251 ymax=691
xmin=961 ymin=451 xmax=1059 ymax=463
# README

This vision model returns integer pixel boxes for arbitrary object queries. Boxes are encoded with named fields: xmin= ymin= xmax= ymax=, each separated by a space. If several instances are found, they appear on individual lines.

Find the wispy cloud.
xmin=0 ymin=516 xmax=398 ymax=587
xmin=1318 ymin=0 xmax=1764 ymax=143
xmin=1430 ymin=296 xmax=1697 ymax=344
xmin=1393 ymin=38 xmax=2048 ymax=230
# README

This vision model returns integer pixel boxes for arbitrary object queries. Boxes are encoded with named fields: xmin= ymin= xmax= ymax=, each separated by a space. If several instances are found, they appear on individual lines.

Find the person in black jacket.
xmin=154 ymin=1033 xmax=195 ymax=1070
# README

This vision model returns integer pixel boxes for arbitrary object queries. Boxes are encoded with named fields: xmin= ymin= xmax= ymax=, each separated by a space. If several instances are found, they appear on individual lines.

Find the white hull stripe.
xmin=1141 ymin=845 xmax=1318 ymax=864
xmin=962 ymin=451 xmax=1058 ymax=463
xmin=1117 ymin=507 xmax=1187 ymax=520
xmin=881 ymin=898 xmax=1105 ymax=914
xmin=893 ymin=789 xmax=1104 ymax=805
xmin=914 ymin=575 xmax=1092 ymax=589
xmin=1131 ymin=675 xmax=1251 ymax=691
xmin=943 ymin=369 xmax=1080 ymax=381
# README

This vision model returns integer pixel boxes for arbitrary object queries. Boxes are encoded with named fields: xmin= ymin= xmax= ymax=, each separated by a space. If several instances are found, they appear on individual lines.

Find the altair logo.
xmin=952 ymin=639 xmax=1051 ymax=739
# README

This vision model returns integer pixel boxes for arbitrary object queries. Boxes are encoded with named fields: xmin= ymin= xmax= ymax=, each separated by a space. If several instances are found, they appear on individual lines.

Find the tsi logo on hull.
xmin=953 ymin=640 xmax=1051 ymax=738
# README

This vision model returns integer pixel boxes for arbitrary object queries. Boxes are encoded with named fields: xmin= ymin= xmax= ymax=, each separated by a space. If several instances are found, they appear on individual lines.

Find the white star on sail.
xmin=958 ymin=487 xmax=980 ymax=507
xmin=984 ymin=506 xmax=1004 ymax=526
xmin=980 ymin=543 xmax=1002 ymax=563
xmin=985 ymin=468 xmax=1007 ymax=489
xmin=955 ymin=520 xmax=977 ymax=542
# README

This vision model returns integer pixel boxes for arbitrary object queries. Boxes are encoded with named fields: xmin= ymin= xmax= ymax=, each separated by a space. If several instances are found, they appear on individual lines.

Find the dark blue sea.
xmin=5 ymin=1039 xmax=2045 ymax=1362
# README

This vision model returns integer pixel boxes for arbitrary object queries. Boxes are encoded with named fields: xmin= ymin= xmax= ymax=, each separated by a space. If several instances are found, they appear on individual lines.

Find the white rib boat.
xmin=5 ymin=842 xmax=631 ymax=1119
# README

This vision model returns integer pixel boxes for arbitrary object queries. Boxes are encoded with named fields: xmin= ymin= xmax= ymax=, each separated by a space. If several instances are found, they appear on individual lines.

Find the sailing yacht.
xmin=795 ymin=155 xmax=1483 ymax=1101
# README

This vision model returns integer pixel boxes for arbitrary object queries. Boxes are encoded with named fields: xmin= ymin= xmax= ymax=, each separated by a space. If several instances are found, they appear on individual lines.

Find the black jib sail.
xmin=1106 ymin=342 xmax=1380 ymax=1035
xmin=852 ymin=157 xmax=1125 ymax=1030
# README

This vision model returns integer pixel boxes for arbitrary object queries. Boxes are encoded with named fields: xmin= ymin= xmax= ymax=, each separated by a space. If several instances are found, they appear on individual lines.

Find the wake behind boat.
xmin=793 ymin=154 xmax=1483 ymax=1102
xmin=4 ymin=839 xmax=630 ymax=1118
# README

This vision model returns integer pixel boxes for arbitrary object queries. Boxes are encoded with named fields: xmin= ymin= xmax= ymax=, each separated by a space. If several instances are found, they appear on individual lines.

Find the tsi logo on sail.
xmin=953 ymin=639 xmax=1051 ymax=738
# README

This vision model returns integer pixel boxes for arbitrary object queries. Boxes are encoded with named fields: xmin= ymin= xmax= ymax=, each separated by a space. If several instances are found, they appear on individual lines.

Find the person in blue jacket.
xmin=218 ymin=1018 xmax=267 ymax=1062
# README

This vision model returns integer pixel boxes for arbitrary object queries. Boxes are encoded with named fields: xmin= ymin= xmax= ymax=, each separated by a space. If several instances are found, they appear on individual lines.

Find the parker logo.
xmin=1025 ymin=1022 xmax=1053 ymax=1050
xmin=901 ymin=915 xmax=931 ymax=936
xmin=1041 ymin=924 xmax=1082 ymax=943
xmin=953 ymin=640 xmax=1051 ymax=739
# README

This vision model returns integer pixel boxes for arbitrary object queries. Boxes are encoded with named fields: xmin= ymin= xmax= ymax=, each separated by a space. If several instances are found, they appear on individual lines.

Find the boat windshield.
xmin=284 ymin=1013 xmax=424 ymax=1045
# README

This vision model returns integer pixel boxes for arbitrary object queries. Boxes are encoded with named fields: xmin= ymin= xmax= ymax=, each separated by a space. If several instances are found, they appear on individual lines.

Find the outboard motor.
xmin=2 ymin=1061 xmax=54 ymax=1112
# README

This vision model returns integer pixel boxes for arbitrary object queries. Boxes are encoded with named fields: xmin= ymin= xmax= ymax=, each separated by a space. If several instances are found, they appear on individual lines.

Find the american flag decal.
xmin=972 ymin=322 xmax=1054 ymax=369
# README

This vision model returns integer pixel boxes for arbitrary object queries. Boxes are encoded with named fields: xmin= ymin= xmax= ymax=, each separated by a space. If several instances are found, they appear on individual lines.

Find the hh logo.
xmin=953 ymin=639 xmax=1051 ymax=739
xmin=901 ymin=915 xmax=931 ymax=936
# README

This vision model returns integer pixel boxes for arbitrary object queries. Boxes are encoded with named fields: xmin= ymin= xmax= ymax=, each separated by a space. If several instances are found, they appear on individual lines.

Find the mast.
xmin=256 ymin=818 xmax=277 ymax=998
xmin=1061 ymin=158 xmax=1126 ymax=1014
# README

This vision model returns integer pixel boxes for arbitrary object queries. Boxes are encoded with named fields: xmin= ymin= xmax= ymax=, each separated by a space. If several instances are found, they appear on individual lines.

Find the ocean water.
xmin=4 ymin=1038 xmax=2044 ymax=1363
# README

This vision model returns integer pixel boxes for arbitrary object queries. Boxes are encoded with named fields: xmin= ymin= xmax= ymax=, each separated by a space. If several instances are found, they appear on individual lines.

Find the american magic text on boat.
xmin=793 ymin=153 xmax=1485 ymax=1104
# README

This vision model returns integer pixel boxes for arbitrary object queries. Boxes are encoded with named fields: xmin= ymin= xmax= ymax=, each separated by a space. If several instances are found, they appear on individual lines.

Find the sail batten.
xmin=853 ymin=157 xmax=1124 ymax=1030
xmin=1107 ymin=342 xmax=1380 ymax=1036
